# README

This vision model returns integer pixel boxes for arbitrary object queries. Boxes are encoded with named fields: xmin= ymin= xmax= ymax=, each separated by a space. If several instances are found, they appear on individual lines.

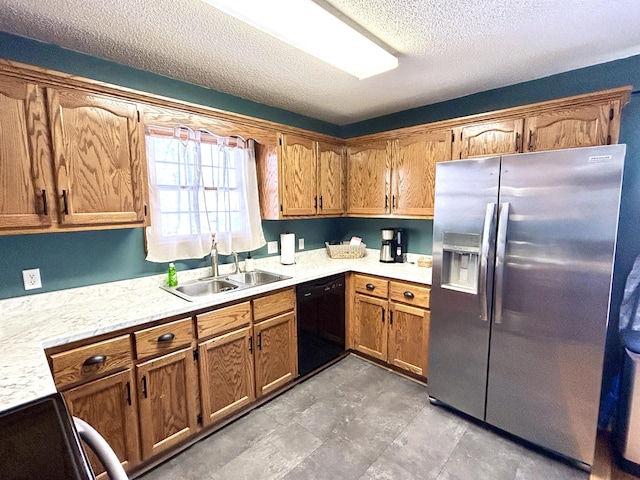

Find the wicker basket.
xmin=325 ymin=242 xmax=366 ymax=259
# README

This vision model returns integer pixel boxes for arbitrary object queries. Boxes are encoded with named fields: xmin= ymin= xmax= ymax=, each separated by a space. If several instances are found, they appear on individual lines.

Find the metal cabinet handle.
xmin=403 ymin=291 xmax=414 ymax=299
xmin=515 ymin=132 xmax=520 ymax=152
xmin=385 ymin=195 xmax=389 ymax=210
xmin=528 ymin=130 xmax=533 ymax=151
xmin=42 ymin=189 xmax=48 ymax=216
xmin=257 ymin=332 xmax=262 ymax=350
xmin=389 ymin=311 xmax=393 ymax=325
xmin=392 ymin=195 xmax=396 ymax=210
xmin=365 ymin=283 xmax=375 ymax=290
xmin=126 ymin=381 xmax=132 ymax=406
xmin=62 ymin=189 xmax=69 ymax=215
xmin=157 ymin=333 xmax=175 ymax=343
xmin=314 ymin=196 xmax=317 ymax=209
xmin=142 ymin=375 xmax=148 ymax=398
xmin=249 ymin=335 xmax=253 ymax=354
xmin=319 ymin=196 xmax=323 ymax=209
xmin=83 ymin=355 xmax=106 ymax=367
xmin=382 ymin=310 xmax=385 ymax=323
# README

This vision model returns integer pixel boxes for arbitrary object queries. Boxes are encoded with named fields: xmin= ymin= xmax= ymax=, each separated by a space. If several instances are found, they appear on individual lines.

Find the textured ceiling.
xmin=0 ymin=0 xmax=639 ymax=125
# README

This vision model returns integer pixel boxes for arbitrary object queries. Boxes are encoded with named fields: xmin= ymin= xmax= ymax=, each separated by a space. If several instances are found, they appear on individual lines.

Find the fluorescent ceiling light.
xmin=203 ymin=0 xmax=398 ymax=79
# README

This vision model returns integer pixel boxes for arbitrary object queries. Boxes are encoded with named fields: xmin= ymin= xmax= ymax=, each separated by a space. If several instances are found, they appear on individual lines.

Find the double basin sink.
xmin=161 ymin=270 xmax=291 ymax=302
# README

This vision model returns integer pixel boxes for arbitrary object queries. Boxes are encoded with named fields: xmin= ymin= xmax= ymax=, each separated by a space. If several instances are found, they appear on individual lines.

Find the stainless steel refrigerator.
xmin=428 ymin=144 xmax=626 ymax=467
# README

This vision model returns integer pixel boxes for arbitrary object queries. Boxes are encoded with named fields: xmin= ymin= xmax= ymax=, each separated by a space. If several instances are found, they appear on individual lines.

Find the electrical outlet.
xmin=22 ymin=268 xmax=42 ymax=290
xmin=298 ymin=238 xmax=304 ymax=250
xmin=267 ymin=241 xmax=278 ymax=254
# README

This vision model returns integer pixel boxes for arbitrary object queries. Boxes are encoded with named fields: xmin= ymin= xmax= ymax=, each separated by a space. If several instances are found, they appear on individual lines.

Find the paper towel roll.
xmin=280 ymin=232 xmax=295 ymax=265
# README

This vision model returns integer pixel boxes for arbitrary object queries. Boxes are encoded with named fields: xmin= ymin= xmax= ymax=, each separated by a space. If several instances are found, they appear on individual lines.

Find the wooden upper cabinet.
xmin=523 ymin=103 xmax=613 ymax=152
xmin=454 ymin=119 xmax=524 ymax=159
xmin=317 ymin=141 xmax=345 ymax=216
xmin=280 ymin=133 xmax=317 ymax=216
xmin=391 ymin=129 xmax=453 ymax=217
xmin=46 ymin=88 xmax=148 ymax=226
xmin=347 ymin=140 xmax=391 ymax=215
xmin=0 ymin=75 xmax=53 ymax=231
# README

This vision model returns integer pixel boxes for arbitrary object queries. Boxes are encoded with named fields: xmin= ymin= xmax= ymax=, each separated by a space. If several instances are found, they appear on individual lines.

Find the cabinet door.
xmin=455 ymin=119 xmax=524 ymax=159
xmin=353 ymin=293 xmax=388 ymax=361
xmin=280 ymin=134 xmax=317 ymax=216
xmin=392 ymin=130 xmax=452 ymax=217
xmin=63 ymin=370 xmax=140 ymax=479
xmin=254 ymin=311 xmax=297 ymax=397
xmin=198 ymin=326 xmax=255 ymax=426
xmin=523 ymin=104 xmax=612 ymax=152
xmin=0 ymin=75 xmax=53 ymax=230
xmin=136 ymin=347 xmax=198 ymax=459
xmin=47 ymin=88 xmax=148 ymax=226
xmin=346 ymin=141 xmax=391 ymax=215
xmin=317 ymin=141 xmax=344 ymax=216
xmin=388 ymin=302 xmax=430 ymax=376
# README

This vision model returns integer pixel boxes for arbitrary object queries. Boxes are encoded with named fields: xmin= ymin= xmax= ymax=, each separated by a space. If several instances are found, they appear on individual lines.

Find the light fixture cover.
xmin=203 ymin=0 xmax=398 ymax=79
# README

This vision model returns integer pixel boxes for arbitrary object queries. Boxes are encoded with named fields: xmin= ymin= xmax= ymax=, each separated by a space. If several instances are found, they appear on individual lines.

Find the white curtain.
xmin=208 ymin=136 xmax=266 ymax=255
xmin=145 ymin=126 xmax=265 ymax=263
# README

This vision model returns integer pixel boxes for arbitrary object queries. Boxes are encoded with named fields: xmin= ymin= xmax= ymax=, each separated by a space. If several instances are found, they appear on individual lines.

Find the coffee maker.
xmin=380 ymin=228 xmax=395 ymax=263
xmin=394 ymin=228 xmax=407 ymax=263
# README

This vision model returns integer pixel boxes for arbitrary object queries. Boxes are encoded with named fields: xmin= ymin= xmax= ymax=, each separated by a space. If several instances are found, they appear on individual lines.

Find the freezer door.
xmin=428 ymin=156 xmax=500 ymax=420
xmin=485 ymin=145 xmax=625 ymax=465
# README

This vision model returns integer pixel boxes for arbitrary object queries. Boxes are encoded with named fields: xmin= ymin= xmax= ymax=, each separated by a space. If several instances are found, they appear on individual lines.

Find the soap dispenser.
xmin=245 ymin=252 xmax=254 ymax=272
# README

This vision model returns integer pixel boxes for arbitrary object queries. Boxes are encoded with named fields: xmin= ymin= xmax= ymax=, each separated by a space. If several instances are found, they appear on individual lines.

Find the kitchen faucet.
xmin=211 ymin=242 xmax=219 ymax=277
xmin=231 ymin=252 xmax=239 ymax=274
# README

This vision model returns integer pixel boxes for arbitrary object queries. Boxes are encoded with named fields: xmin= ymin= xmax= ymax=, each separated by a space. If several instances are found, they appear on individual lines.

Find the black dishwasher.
xmin=296 ymin=273 xmax=346 ymax=377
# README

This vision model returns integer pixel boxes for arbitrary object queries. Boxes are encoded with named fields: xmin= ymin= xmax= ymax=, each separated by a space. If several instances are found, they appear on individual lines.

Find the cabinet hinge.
xmin=607 ymin=135 xmax=612 ymax=145
xmin=610 ymin=108 xmax=614 ymax=121
xmin=193 ymin=349 xmax=199 ymax=361
xmin=197 ymin=413 xmax=203 ymax=425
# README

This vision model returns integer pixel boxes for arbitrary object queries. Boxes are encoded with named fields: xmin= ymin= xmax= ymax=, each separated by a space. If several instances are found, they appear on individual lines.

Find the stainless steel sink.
xmin=162 ymin=278 xmax=240 ymax=301
xmin=161 ymin=269 xmax=290 ymax=301
xmin=225 ymin=270 xmax=288 ymax=286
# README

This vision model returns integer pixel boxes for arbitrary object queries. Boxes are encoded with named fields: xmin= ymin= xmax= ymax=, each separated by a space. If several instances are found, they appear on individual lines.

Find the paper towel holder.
xmin=280 ymin=232 xmax=296 ymax=265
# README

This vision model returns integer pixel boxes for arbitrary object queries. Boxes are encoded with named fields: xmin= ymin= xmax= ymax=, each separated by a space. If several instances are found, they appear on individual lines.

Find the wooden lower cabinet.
xmin=388 ymin=302 xmax=430 ymax=376
xmin=136 ymin=347 xmax=199 ymax=459
xmin=350 ymin=274 xmax=431 ymax=377
xmin=254 ymin=310 xmax=297 ymax=397
xmin=62 ymin=369 xmax=140 ymax=479
xmin=353 ymin=293 xmax=388 ymax=361
xmin=198 ymin=326 xmax=255 ymax=426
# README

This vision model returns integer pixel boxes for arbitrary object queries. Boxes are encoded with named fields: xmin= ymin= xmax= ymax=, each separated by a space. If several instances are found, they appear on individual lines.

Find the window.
xmin=145 ymin=125 xmax=265 ymax=263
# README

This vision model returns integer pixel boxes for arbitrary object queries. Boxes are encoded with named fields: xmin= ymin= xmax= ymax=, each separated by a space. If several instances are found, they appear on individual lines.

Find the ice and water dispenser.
xmin=440 ymin=232 xmax=481 ymax=294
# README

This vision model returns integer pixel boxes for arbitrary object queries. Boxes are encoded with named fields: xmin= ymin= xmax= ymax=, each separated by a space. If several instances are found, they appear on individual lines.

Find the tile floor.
xmin=140 ymin=354 xmax=588 ymax=480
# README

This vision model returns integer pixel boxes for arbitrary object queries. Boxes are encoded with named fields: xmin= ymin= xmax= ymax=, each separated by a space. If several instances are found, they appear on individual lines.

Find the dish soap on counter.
xmin=168 ymin=262 xmax=178 ymax=287
xmin=245 ymin=252 xmax=254 ymax=272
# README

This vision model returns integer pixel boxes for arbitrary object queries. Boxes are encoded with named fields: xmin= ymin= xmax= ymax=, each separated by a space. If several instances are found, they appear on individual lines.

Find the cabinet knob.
xmin=83 ymin=355 xmax=106 ymax=367
xmin=157 ymin=333 xmax=175 ymax=343
xmin=403 ymin=291 xmax=415 ymax=299
xmin=366 ymin=283 xmax=375 ymax=290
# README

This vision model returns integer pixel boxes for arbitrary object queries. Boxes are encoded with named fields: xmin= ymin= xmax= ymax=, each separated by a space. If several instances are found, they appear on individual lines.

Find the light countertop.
xmin=0 ymin=248 xmax=431 ymax=412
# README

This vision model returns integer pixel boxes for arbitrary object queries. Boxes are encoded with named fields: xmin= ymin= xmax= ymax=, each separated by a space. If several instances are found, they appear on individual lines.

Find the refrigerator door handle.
xmin=494 ymin=202 xmax=510 ymax=324
xmin=479 ymin=203 xmax=497 ymax=321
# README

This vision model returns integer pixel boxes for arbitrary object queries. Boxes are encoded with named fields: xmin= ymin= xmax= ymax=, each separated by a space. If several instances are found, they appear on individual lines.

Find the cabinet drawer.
xmin=253 ymin=288 xmax=295 ymax=322
xmin=197 ymin=301 xmax=252 ymax=339
xmin=50 ymin=334 xmax=132 ymax=389
xmin=354 ymin=274 xmax=388 ymax=299
xmin=134 ymin=318 xmax=193 ymax=359
xmin=389 ymin=281 xmax=430 ymax=308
